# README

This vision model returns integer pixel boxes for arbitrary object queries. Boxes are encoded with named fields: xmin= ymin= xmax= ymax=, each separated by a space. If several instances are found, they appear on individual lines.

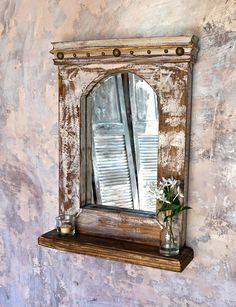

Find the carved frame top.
xmin=51 ymin=35 xmax=199 ymax=64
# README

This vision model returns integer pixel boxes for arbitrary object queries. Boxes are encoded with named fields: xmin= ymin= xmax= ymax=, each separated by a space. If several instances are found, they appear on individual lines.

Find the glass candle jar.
xmin=56 ymin=214 xmax=75 ymax=236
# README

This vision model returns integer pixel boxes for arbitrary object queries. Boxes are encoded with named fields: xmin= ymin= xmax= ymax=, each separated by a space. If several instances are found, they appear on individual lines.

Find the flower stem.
xmin=167 ymin=217 xmax=174 ymax=247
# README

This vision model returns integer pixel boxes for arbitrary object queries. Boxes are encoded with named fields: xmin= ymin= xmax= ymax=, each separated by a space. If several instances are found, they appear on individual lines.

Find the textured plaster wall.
xmin=0 ymin=0 xmax=236 ymax=306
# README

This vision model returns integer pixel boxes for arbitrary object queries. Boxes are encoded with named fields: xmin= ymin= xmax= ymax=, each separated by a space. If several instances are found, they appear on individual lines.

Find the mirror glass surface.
xmin=84 ymin=73 xmax=158 ymax=212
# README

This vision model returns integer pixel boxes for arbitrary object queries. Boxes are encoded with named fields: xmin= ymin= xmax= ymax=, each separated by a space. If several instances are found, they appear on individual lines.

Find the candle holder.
xmin=56 ymin=214 xmax=75 ymax=236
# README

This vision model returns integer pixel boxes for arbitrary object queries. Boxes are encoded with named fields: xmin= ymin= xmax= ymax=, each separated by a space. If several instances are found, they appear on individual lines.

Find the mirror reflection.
xmin=85 ymin=73 xmax=158 ymax=212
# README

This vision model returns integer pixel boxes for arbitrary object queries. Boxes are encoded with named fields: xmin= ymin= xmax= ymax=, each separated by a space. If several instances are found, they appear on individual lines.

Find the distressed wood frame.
xmin=39 ymin=36 xmax=199 ymax=270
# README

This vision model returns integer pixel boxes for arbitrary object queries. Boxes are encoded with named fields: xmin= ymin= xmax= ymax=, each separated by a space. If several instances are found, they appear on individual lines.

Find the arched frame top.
xmin=55 ymin=36 xmax=199 ymax=248
xmin=82 ymin=70 xmax=158 ymax=99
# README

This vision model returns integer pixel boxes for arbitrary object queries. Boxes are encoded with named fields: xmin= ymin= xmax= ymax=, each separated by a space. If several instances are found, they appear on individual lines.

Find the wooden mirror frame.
xmin=38 ymin=36 xmax=199 ymax=271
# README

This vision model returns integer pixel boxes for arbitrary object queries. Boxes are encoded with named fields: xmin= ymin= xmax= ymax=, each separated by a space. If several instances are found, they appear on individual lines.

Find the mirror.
xmin=51 ymin=36 xmax=198 ymax=246
xmin=84 ymin=73 xmax=158 ymax=212
xmin=40 ymin=36 xmax=199 ymax=270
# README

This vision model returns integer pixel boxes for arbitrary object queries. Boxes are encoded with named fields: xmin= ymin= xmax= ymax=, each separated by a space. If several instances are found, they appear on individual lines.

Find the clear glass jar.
xmin=56 ymin=214 xmax=75 ymax=236
xmin=160 ymin=219 xmax=180 ymax=257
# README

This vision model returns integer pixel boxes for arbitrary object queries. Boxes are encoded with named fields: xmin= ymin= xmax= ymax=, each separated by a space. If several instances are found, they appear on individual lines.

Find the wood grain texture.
xmin=38 ymin=230 xmax=194 ymax=272
xmin=51 ymin=36 xmax=199 ymax=63
xmin=56 ymin=37 xmax=199 ymax=248
xmin=77 ymin=207 xmax=161 ymax=246
xmin=51 ymin=35 xmax=198 ymax=49
xmin=58 ymin=70 xmax=81 ymax=212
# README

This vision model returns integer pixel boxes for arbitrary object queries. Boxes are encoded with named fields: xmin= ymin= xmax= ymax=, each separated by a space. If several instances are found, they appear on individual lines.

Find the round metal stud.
xmin=176 ymin=47 xmax=185 ymax=56
xmin=164 ymin=49 xmax=168 ymax=54
xmin=86 ymin=52 xmax=90 ymax=57
xmin=57 ymin=52 xmax=64 ymax=60
xmin=147 ymin=50 xmax=151 ymax=54
xmin=130 ymin=50 xmax=134 ymax=55
xmin=101 ymin=52 xmax=105 ymax=56
xmin=113 ymin=48 xmax=121 ymax=57
xmin=73 ymin=53 xmax=77 ymax=58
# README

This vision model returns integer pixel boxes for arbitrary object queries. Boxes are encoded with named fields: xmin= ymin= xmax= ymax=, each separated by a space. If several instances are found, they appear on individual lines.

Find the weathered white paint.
xmin=51 ymin=35 xmax=198 ymax=62
xmin=0 ymin=0 xmax=236 ymax=306
xmin=57 ymin=39 xmax=195 ymax=250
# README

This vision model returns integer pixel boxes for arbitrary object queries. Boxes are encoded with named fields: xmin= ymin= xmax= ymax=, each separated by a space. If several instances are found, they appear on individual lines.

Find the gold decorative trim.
xmin=50 ymin=36 xmax=199 ymax=63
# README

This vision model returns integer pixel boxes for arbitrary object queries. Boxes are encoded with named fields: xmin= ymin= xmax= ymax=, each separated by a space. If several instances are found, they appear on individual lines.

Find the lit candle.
xmin=60 ymin=224 xmax=72 ymax=234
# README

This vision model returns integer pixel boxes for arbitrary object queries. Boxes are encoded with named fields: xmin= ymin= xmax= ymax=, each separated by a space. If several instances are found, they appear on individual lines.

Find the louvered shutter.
xmin=87 ymin=75 xmax=138 ymax=209
xmin=129 ymin=73 xmax=158 ymax=212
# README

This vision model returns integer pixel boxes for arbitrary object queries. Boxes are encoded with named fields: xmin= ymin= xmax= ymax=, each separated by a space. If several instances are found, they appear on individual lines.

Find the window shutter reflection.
xmin=86 ymin=73 xmax=158 ymax=212
xmin=88 ymin=75 xmax=138 ymax=209
xmin=129 ymin=73 xmax=158 ymax=212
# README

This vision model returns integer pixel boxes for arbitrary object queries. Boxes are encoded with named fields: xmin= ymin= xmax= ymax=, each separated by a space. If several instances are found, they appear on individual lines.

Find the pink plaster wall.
xmin=0 ymin=0 xmax=236 ymax=306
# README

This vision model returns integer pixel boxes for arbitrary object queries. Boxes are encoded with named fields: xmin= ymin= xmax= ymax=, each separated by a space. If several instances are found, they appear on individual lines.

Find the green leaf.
xmin=181 ymin=206 xmax=192 ymax=211
xmin=164 ymin=216 xmax=171 ymax=222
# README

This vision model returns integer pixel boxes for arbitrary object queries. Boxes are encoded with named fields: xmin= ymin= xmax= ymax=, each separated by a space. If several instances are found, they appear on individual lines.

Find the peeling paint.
xmin=0 ymin=0 xmax=236 ymax=306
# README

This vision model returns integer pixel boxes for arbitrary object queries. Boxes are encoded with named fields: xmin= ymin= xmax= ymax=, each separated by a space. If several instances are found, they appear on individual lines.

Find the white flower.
xmin=149 ymin=177 xmax=182 ymax=205
xmin=149 ymin=183 xmax=163 ymax=200
xmin=161 ymin=177 xmax=177 ymax=188
xmin=149 ymin=182 xmax=171 ymax=203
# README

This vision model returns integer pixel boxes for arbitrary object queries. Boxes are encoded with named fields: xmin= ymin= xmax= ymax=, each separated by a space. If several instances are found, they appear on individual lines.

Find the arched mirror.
xmin=39 ymin=36 xmax=199 ymax=272
xmin=83 ymin=73 xmax=158 ymax=212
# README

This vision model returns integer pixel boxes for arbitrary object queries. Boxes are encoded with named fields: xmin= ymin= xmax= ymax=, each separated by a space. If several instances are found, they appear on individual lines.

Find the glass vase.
xmin=160 ymin=218 xmax=180 ymax=257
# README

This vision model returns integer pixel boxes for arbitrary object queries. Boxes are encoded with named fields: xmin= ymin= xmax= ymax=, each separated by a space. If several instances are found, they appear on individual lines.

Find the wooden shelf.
xmin=38 ymin=230 xmax=193 ymax=272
